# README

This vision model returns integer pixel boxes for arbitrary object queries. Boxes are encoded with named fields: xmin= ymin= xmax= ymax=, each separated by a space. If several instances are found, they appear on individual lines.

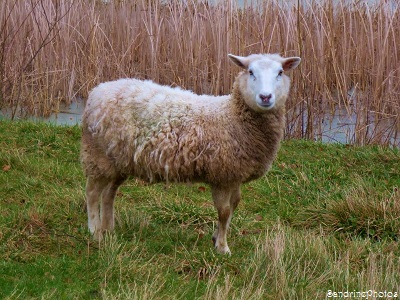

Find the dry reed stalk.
xmin=0 ymin=0 xmax=398 ymax=146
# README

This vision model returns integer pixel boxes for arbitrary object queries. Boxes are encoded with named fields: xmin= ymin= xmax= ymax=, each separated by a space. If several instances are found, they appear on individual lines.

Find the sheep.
xmin=80 ymin=53 xmax=301 ymax=254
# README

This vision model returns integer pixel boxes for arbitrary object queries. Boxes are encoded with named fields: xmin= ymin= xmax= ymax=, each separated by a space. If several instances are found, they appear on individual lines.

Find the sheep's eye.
xmin=278 ymin=70 xmax=283 ymax=77
xmin=249 ymin=70 xmax=254 ymax=76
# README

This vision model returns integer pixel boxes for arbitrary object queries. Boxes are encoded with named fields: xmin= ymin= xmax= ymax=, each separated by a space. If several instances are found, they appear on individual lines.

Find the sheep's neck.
xmin=224 ymin=84 xmax=285 ymax=182
xmin=230 ymin=84 xmax=286 ymax=141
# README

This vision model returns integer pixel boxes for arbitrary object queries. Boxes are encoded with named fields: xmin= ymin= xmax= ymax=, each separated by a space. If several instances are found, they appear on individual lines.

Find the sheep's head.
xmin=228 ymin=53 xmax=301 ymax=113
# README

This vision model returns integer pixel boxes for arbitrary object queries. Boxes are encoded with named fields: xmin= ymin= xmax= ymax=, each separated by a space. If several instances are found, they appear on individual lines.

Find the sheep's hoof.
xmin=214 ymin=241 xmax=231 ymax=255
xmin=216 ymin=244 xmax=231 ymax=255
xmin=92 ymin=229 xmax=104 ymax=242
xmin=212 ymin=234 xmax=231 ymax=255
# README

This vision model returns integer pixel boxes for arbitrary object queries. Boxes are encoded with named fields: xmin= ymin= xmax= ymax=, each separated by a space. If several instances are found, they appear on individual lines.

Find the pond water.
xmin=0 ymin=99 xmax=84 ymax=126
xmin=2 ymin=98 xmax=398 ymax=147
xmin=307 ymin=110 xmax=399 ymax=147
xmin=211 ymin=0 xmax=397 ymax=8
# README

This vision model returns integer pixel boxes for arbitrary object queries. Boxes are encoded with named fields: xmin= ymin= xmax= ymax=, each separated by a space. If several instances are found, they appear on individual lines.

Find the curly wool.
xmin=81 ymin=77 xmax=285 ymax=186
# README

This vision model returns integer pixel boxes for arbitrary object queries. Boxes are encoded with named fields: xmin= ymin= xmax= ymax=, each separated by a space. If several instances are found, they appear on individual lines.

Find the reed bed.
xmin=0 ymin=0 xmax=399 ymax=146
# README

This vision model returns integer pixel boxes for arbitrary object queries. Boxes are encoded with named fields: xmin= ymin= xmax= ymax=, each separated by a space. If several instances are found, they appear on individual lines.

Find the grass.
xmin=1 ymin=120 xmax=400 ymax=299
xmin=0 ymin=0 xmax=399 ymax=146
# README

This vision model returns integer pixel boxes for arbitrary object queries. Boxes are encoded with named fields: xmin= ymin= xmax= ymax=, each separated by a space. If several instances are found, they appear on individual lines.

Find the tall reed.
xmin=0 ymin=0 xmax=399 ymax=146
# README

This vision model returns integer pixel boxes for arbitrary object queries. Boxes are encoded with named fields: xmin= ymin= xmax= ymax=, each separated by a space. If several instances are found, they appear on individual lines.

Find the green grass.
xmin=1 ymin=120 xmax=400 ymax=299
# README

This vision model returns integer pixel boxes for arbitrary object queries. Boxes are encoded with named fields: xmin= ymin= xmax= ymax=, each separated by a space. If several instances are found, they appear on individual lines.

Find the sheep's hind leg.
xmin=211 ymin=184 xmax=241 ymax=255
xmin=100 ymin=177 xmax=125 ymax=234
xmin=85 ymin=176 xmax=106 ymax=240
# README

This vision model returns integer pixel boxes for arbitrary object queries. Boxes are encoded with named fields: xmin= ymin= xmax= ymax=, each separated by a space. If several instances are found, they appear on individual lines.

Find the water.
xmin=0 ymin=99 xmax=84 ymax=126
xmin=318 ymin=111 xmax=399 ymax=147
xmin=1 ymin=97 xmax=398 ymax=147
xmin=209 ymin=0 xmax=397 ymax=9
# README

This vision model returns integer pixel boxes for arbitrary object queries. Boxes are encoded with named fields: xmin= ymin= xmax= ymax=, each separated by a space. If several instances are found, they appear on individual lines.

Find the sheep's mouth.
xmin=258 ymin=101 xmax=274 ymax=108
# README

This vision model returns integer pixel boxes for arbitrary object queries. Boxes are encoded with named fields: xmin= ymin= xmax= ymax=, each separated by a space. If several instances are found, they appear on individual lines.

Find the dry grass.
xmin=293 ymin=175 xmax=400 ymax=240
xmin=0 ymin=0 xmax=399 ymax=145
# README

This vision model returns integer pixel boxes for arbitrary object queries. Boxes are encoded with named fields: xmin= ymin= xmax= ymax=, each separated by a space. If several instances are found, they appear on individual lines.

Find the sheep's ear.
xmin=282 ymin=57 xmax=301 ymax=71
xmin=228 ymin=54 xmax=249 ymax=69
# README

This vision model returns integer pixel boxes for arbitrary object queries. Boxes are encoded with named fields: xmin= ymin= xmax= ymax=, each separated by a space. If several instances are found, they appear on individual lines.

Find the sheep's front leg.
xmin=211 ymin=184 xmax=241 ymax=255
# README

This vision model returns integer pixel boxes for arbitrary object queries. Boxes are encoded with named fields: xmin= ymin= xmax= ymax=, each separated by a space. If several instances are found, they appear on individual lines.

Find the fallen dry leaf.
xmin=254 ymin=215 xmax=263 ymax=221
xmin=2 ymin=165 xmax=11 ymax=172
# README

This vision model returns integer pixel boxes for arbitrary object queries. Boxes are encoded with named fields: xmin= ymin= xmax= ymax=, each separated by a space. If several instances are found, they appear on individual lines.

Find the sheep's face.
xmin=228 ymin=54 xmax=301 ymax=113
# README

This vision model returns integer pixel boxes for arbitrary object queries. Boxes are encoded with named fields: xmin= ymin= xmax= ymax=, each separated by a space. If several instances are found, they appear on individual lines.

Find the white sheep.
xmin=81 ymin=53 xmax=301 ymax=254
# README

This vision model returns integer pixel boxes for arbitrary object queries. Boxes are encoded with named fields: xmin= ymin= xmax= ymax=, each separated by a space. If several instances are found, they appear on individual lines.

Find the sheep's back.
xmin=82 ymin=78 xmax=240 ymax=183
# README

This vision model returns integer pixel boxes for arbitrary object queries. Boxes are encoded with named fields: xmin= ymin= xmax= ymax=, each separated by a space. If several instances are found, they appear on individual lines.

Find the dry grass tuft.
xmin=294 ymin=178 xmax=400 ymax=241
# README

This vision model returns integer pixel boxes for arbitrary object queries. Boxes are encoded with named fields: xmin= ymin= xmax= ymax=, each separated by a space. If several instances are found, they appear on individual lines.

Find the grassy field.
xmin=1 ymin=120 xmax=400 ymax=299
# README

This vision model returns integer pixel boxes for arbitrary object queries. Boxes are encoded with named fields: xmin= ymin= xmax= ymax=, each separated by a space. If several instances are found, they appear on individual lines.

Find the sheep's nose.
xmin=259 ymin=93 xmax=272 ymax=103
